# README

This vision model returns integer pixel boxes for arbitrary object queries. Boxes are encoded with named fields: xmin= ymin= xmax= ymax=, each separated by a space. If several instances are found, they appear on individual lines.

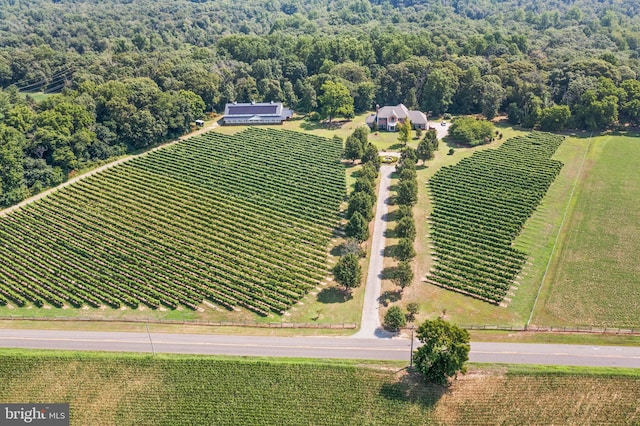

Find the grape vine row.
xmin=425 ymin=132 xmax=564 ymax=304
xmin=0 ymin=128 xmax=345 ymax=314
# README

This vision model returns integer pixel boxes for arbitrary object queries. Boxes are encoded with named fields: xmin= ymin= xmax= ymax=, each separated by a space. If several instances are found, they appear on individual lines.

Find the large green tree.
xmin=318 ymin=80 xmax=354 ymax=124
xmin=448 ymin=117 xmax=495 ymax=146
xmin=397 ymin=119 xmax=412 ymax=146
xmin=345 ymin=211 xmax=369 ymax=242
xmin=416 ymin=138 xmax=434 ymax=164
xmin=391 ymin=260 xmax=413 ymax=292
xmin=413 ymin=318 xmax=470 ymax=385
xmin=332 ymin=253 xmax=362 ymax=291
xmin=347 ymin=190 xmax=374 ymax=220
xmin=384 ymin=306 xmax=407 ymax=331
xmin=539 ymin=105 xmax=571 ymax=131
xmin=396 ymin=179 xmax=418 ymax=206
xmin=344 ymin=135 xmax=363 ymax=162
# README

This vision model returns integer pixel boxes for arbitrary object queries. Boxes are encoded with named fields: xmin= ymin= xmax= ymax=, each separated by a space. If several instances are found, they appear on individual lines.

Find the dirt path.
xmin=352 ymin=164 xmax=395 ymax=339
xmin=0 ymin=121 xmax=219 ymax=218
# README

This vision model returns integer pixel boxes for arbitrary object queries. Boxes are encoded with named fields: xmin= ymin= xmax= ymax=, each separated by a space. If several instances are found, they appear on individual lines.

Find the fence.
xmin=0 ymin=315 xmax=357 ymax=330
xmin=1 ymin=315 xmax=639 ymax=334
xmin=461 ymin=324 xmax=640 ymax=335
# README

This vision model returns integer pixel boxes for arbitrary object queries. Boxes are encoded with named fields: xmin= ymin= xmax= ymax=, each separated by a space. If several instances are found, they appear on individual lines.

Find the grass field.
xmin=532 ymin=133 xmax=640 ymax=327
xmin=214 ymin=112 xmax=425 ymax=151
xmin=1 ymin=349 xmax=639 ymax=425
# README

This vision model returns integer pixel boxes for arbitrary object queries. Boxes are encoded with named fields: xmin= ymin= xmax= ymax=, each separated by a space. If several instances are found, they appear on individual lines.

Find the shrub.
xmin=406 ymin=303 xmax=420 ymax=321
xmin=448 ymin=117 xmax=495 ymax=146
xmin=384 ymin=306 xmax=407 ymax=331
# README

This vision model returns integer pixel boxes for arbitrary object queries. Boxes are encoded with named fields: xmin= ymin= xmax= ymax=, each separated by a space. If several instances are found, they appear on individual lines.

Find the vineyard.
xmin=0 ymin=128 xmax=345 ymax=314
xmin=426 ymin=132 xmax=564 ymax=304
xmin=1 ymin=350 xmax=639 ymax=425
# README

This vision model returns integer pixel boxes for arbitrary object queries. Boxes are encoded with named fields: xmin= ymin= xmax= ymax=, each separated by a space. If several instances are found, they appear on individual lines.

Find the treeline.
xmin=2 ymin=0 xmax=640 ymax=206
xmin=0 ymin=80 xmax=204 ymax=206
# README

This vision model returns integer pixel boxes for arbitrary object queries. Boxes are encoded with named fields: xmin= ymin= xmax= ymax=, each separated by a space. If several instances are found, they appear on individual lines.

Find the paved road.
xmin=1 ymin=329 xmax=639 ymax=367
xmin=353 ymin=164 xmax=395 ymax=338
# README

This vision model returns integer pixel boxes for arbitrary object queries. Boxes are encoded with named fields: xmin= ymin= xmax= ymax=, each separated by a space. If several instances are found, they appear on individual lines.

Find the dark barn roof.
xmin=226 ymin=104 xmax=279 ymax=115
xmin=223 ymin=102 xmax=292 ymax=125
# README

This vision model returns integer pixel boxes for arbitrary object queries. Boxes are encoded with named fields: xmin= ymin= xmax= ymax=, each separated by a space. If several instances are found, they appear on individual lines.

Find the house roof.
xmin=373 ymin=103 xmax=428 ymax=125
xmin=408 ymin=110 xmax=428 ymax=125
xmin=376 ymin=104 xmax=410 ymax=120
xmin=365 ymin=114 xmax=376 ymax=125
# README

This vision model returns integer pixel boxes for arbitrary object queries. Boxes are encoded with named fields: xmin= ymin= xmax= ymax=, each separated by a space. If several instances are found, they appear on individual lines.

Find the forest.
xmin=1 ymin=0 xmax=640 ymax=206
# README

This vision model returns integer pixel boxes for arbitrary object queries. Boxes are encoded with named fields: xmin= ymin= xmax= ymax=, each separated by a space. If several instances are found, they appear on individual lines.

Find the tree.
xmin=384 ymin=306 xmax=406 ymax=331
xmin=396 ymin=205 xmax=413 ymax=220
xmin=332 ymin=253 xmax=362 ymax=291
xmin=398 ymin=167 xmax=416 ymax=183
xmin=406 ymin=302 xmax=420 ymax=321
xmin=424 ymin=129 xmax=439 ymax=150
xmin=394 ymin=238 xmax=416 ymax=261
xmin=539 ymin=105 xmax=571 ymax=131
xmin=318 ymin=80 xmax=354 ymax=124
xmin=412 ymin=318 xmax=470 ymax=385
xmin=361 ymin=144 xmax=380 ymax=170
xmin=421 ymin=68 xmax=459 ymax=115
xmin=397 ymin=119 xmax=412 ymax=146
xmin=396 ymin=180 xmax=418 ymax=206
xmin=351 ymin=126 xmax=369 ymax=152
xmin=395 ymin=216 xmax=416 ymax=240
xmin=416 ymin=138 xmax=434 ymax=164
xmin=0 ymin=125 xmax=28 ymax=207
xmin=391 ymin=260 xmax=413 ymax=292
xmin=480 ymin=75 xmax=506 ymax=120
xmin=359 ymin=162 xmax=378 ymax=182
xmin=353 ymin=177 xmax=376 ymax=200
xmin=296 ymin=80 xmax=317 ymax=114
xmin=344 ymin=211 xmax=369 ymax=242
xmin=347 ymin=191 xmax=374 ymax=221
xmin=448 ymin=117 xmax=495 ymax=146
xmin=399 ymin=147 xmax=417 ymax=164
xmin=344 ymin=135 xmax=363 ymax=163
xmin=340 ymin=238 xmax=365 ymax=258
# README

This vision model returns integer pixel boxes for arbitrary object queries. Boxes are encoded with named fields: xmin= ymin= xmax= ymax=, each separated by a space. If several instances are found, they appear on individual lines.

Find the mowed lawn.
xmin=1 ymin=350 xmax=639 ymax=425
xmin=535 ymin=134 xmax=640 ymax=327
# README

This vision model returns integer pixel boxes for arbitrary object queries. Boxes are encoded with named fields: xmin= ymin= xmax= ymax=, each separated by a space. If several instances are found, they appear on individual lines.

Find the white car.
xmin=441 ymin=121 xmax=447 ymax=126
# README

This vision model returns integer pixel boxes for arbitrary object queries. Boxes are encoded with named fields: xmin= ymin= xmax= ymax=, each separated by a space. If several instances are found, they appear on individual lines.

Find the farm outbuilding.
xmin=223 ymin=101 xmax=293 ymax=125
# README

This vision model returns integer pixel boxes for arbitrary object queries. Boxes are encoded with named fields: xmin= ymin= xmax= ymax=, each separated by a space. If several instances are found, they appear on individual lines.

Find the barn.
xmin=223 ymin=101 xmax=293 ymax=125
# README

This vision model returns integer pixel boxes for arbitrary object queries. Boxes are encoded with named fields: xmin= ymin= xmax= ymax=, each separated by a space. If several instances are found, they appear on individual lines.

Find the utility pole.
xmin=146 ymin=319 xmax=155 ymax=356
xmin=409 ymin=326 xmax=415 ymax=369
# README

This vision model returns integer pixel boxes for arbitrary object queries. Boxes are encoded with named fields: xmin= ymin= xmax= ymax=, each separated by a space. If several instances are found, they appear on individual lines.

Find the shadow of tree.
xmin=380 ymin=267 xmax=397 ymax=280
xmin=381 ymin=212 xmax=394 ymax=222
xmin=386 ymin=143 xmax=405 ymax=150
xmin=384 ymin=227 xmax=398 ymax=239
xmin=317 ymin=287 xmax=351 ymax=304
xmin=379 ymin=370 xmax=449 ymax=408
xmin=378 ymin=290 xmax=401 ymax=306
xmin=300 ymin=119 xmax=350 ymax=131
xmin=383 ymin=245 xmax=397 ymax=257
xmin=374 ymin=327 xmax=397 ymax=338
